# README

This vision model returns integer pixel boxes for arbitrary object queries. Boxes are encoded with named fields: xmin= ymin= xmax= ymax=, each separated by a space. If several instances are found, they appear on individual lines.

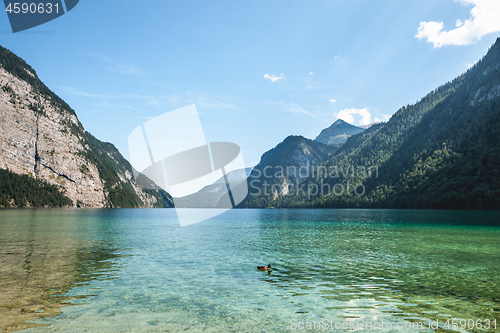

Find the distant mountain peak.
xmin=314 ymin=119 xmax=364 ymax=146
xmin=335 ymin=118 xmax=353 ymax=124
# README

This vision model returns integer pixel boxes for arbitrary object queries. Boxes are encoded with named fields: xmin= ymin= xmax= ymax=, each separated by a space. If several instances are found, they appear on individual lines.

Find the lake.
xmin=0 ymin=209 xmax=499 ymax=332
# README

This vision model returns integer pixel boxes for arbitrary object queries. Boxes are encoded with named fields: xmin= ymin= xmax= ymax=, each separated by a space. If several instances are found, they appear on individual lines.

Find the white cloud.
xmin=416 ymin=0 xmax=500 ymax=47
xmin=335 ymin=108 xmax=372 ymax=126
xmin=465 ymin=60 xmax=478 ymax=69
xmin=383 ymin=114 xmax=391 ymax=121
xmin=308 ymin=72 xmax=314 ymax=75
xmin=334 ymin=55 xmax=341 ymax=60
xmin=329 ymin=99 xmax=337 ymax=105
xmin=264 ymin=73 xmax=285 ymax=82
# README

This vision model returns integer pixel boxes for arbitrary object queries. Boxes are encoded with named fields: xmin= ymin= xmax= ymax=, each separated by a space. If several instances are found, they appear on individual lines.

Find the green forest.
xmin=0 ymin=169 xmax=73 ymax=207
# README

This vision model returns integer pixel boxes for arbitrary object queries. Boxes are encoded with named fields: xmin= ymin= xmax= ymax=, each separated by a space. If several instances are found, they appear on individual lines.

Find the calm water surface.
xmin=0 ymin=209 xmax=499 ymax=332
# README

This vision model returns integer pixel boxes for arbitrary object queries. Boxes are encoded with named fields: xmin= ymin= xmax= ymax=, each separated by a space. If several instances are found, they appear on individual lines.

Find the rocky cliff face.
xmin=0 ymin=46 xmax=168 ymax=208
xmin=255 ymin=136 xmax=336 ymax=182
xmin=0 ymin=67 xmax=107 ymax=206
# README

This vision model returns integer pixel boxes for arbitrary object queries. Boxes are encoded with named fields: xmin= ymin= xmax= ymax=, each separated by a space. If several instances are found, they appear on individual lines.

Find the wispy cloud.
xmin=329 ymin=99 xmax=337 ymax=105
xmin=197 ymin=100 xmax=235 ymax=109
xmin=137 ymin=116 xmax=154 ymax=120
xmin=335 ymin=108 xmax=371 ymax=126
xmin=263 ymin=100 xmax=319 ymax=119
xmin=108 ymin=63 xmax=143 ymax=75
xmin=416 ymin=0 xmax=500 ymax=47
xmin=264 ymin=73 xmax=285 ymax=83
xmin=176 ymin=91 xmax=236 ymax=110
xmin=148 ymin=100 xmax=161 ymax=107
xmin=89 ymin=53 xmax=143 ymax=75
xmin=308 ymin=72 xmax=314 ymax=75
xmin=143 ymin=92 xmax=237 ymax=110
xmin=284 ymin=102 xmax=319 ymax=119
xmin=334 ymin=55 xmax=341 ymax=60
xmin=61 ymin=87 xmax=153 ymax=99
xmin=305 ymin=84 xmax=327 ymax=90
xmin=61 ymin=87 xmax=236 ymax=111
xmin=96 ymin=100 xmax=114 ymax=108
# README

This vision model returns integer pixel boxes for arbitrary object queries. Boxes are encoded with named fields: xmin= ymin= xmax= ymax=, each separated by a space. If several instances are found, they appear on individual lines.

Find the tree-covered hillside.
xmin=83 ymin=133 xmax=171 ymax=208
xmin=241 ymin=38 xmax=500 ymax=210
xmin=241 ymin=135 xmax=337 ymax=207
xmin=0 ymin=168 xmax=72 ymax=207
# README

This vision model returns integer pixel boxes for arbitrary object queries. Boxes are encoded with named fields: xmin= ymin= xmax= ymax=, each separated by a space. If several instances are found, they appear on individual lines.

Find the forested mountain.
xmin=314 ymin=119 xmax=364 ymax=147
xmin=240 ymin=37 xmax=500 ymax=210
xmin=242 ymin=135 xmax=337 ymax=206
xmin=0 ymin=45 xmax=171 ymax=208
xmin=256 ymin=136 xmax=335 ymax=181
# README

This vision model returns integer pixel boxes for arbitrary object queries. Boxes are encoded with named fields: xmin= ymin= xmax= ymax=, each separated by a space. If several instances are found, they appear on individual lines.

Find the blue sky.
xmin=1 ymin=0 xmax=499 ymax=167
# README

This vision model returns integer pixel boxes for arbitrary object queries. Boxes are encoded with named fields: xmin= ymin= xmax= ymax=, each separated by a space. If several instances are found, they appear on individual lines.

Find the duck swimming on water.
xmin=256 ymin=264 xmax=272 ymax=271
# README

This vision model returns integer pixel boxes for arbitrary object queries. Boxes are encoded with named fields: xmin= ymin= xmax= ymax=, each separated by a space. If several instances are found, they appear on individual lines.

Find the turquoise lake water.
xmin=0 ymin=209 xmax=499 ymax=332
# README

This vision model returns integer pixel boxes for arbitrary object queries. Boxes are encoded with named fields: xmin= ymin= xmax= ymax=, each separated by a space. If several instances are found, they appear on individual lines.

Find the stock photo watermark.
xmin=248 ymin=163 xmax=378 ymax=200
xmin=128 ymin=105 xmax=248 ymax=227
xmin=288 ymin=318 xmax=429 ymax=330
xmin=287 ymin=317 xmax=497 ymax=331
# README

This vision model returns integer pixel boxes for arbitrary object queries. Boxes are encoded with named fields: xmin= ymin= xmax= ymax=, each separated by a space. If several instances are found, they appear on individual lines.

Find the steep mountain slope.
xmin=243 ymin=37 xmax=500 ymax=210
xmin=241 ymin=135 xmax=337 ymax=206
xmin=305 ymin=38 xmax=500 ymax=210
xmin=256 ymin=136 xmax=334 ymax=180
xmin=0 ymin=45 xmax=170 ymax=208
xmin=314 ymin=119 xmax=364 ymax=147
